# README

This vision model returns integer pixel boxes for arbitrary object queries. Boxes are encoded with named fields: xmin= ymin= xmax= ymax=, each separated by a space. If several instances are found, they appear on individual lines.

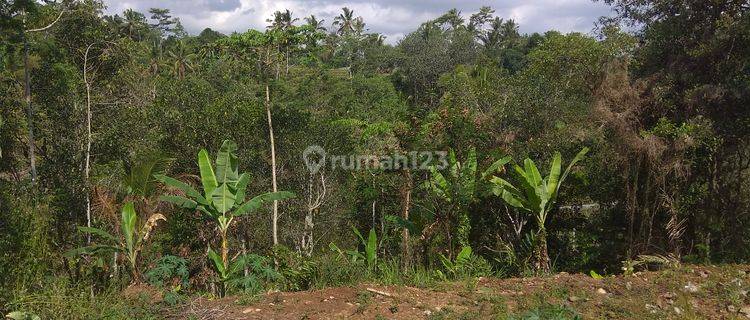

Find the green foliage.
xmin=156 ymin=139 xmax=294 ymax=286
xmin=310 ymin=254 xmax=368 ymax=288
xmin=0 ymin=189 xmax=54 ymax=294
xmin=1 ymin=1 xmax=749 ymax=310
xmin=589 ymin=270 xmax=604 ymax=279
xmin=329 ymin=227 xmax=379 ymax=273
xmin=436 ymin=246 xmax=492 ymax=280
xmin=122 ymin=154 xmax=173 ymax=197
xmin=207 ymin=247 xmax=280 ymax=294
xmin=157 ymin=140 xmax=295 ymax=223
xmin=490 ymin=148 xmax=589 ymax=225
xmin=355 ymin=227 xmax=378 ymax=272
xmin=5 ymin=279 xmax=159 ymax=320
xmin=424 ymin=147 xmax=510 ymax=249
xmin=490 ymin=148 xmax=588 ymax=273
xmin=273 ymin=245 xmax=317 ymax=291
xmin=511 ymin=303 xmax=581 ymax=320
xmin=5 ymin=311 xmax=40 ymax=320
xmin=65 ymin=202 xmax=165 ymax=282
xmin=144 ymin=255 xmax=189 ymax=288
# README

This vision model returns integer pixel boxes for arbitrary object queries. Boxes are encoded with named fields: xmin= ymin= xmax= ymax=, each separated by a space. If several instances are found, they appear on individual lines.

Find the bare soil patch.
xmin=173 ymin=265 xmax=750 ymax=319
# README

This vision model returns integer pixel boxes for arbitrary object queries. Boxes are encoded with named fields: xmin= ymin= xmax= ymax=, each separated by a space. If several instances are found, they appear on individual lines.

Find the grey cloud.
xmin=102 ymin=0 xmax=613 ymax=42
xmin=206 ymin=0 xmax=242 ymax=12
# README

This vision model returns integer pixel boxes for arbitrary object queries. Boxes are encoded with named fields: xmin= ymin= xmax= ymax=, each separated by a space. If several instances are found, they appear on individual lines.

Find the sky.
xmin=102 ymin=0 xmax=613 ymax=44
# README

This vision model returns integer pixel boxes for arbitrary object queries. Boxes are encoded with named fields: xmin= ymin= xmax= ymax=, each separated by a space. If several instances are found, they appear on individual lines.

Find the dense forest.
xmin=1 ymin=0 xmax=749 ymax=318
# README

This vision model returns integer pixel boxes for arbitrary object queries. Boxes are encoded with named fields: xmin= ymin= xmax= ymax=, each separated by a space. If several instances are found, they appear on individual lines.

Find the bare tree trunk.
xmin=84 ymin=44 xmax=94 ymax=244
xmin=266 ymin=84 xmax=279 ymax=246
xmin=302 ymin=173 xmax=326 ymax=257
xmin=400 ymin=169 xmax=412 ymax=269
xmin=23 ymin=33 xmax=37 ymax=184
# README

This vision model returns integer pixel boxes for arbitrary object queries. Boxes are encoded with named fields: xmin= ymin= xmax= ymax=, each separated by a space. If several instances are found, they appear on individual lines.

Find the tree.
xmin=119 ymin=9 xmax=148 ymax=40
xmin=333 ymin=7 xmax=358 ymax=35
xmin=304 ymin=15 xmax=326 ymax=32
xmin=266 ymin=9 xmax=298 ymax=31
xmin=598 ymin=0 xmax=750 ymax=259
xmin=489 ymin=148 xmax=588 ymax=273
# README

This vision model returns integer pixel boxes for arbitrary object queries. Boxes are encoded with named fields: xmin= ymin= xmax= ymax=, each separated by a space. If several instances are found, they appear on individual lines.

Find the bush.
xmin=145 ymin=255 xmax=189 ymax=289
xmin=273 ymin=245 xmax=316 ymax=291
xmin=0 ymin=186 xmax=55 ymax=303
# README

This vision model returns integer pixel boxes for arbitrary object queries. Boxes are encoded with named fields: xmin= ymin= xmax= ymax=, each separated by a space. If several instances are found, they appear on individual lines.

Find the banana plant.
xmin=353 ymin=227 xmax=378 ymax=272
xmin=65 ymin=202 xmax=165 ymax=283
xmin=489 ymin=147 xmax=589 ymax=274
xmin=436 ymin=246 xmax=473 ymax=280
xmin=329 ymin=227 xmax=378 ymax=273
xmin=425 ymin=147 xmax=511 ymax=253
xmin=155 ymin=140 xmax=294 ymax=274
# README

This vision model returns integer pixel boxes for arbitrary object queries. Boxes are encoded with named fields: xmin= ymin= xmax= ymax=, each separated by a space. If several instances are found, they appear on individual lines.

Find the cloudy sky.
xmin=102 ymin=0 xmax=613 ymax=44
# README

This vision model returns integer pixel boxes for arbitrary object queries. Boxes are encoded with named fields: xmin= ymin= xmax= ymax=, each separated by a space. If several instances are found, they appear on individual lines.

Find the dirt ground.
xmin=173 ymin=265 xmax=750 ymax=319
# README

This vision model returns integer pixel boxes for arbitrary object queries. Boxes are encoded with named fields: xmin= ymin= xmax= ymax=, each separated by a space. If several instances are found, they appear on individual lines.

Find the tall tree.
xmin=333 ymin=7 xmax=356 ymax=35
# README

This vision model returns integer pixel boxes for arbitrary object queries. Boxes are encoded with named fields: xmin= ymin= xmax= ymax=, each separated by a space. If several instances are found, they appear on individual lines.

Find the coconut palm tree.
xmin=267 ymin=9 xmax=298 ymax=30
xmin=121 ymin=9 xmax=147 ymax=40
xmin=305 ymin=15 xmax=326 ymax=32
xmin=333 ymin=7 xmax=356 ymax=35
xmin=352 ymin=17 xmax=366 ymax=35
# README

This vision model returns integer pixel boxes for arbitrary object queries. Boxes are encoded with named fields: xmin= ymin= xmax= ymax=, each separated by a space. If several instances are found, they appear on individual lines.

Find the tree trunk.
xmin=84 ymin=44 xmax=94 ymax=245
xmin=23 ymin=33 xmax=37 ymax=184
xmin=266 ymin=84 xmax=279 ymax=246
xmin=400 ymin=169 xmax=412 ymax=269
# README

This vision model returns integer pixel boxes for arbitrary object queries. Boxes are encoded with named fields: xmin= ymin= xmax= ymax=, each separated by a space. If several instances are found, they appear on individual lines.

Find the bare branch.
xmin=26 ymin=9 xmax=66 ymax=33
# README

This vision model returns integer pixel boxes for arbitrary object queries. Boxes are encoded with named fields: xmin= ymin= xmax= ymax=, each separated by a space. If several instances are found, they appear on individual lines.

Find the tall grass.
xmin=4 ymin=279 xmax=160 ymax=319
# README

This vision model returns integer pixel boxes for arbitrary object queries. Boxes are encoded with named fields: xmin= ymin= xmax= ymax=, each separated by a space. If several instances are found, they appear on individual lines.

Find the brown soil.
xmin=173 ymin=265 xmax=750 ymax=319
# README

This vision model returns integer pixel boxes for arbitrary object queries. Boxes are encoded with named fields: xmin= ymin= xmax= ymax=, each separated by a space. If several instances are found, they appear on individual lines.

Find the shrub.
xmin=145 ymin=255 xmax=189 ymax=289
xmin=273 ymin=245 xmax=316 ymax=291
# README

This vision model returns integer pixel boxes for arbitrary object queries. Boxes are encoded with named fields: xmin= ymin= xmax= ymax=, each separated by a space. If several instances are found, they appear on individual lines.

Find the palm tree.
xmin=333 ymin=7 xmax=356 ymax=35
xmin=480 ymin=17 xmax=504 ymax=48
xmin=352 ymin=17 xmax=366 ymax=35
xmin=500 ymin=19 xmax=520 ymax=48
xmin=435 ymin=8 xmax=464 ymax=30
xmin=304 ymin=15 xmax=326 ymax=32
xmin=121 ymin=9 xmax=147 ymax=40
xmin=267 ymin=9 xmax=298 ymax=30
